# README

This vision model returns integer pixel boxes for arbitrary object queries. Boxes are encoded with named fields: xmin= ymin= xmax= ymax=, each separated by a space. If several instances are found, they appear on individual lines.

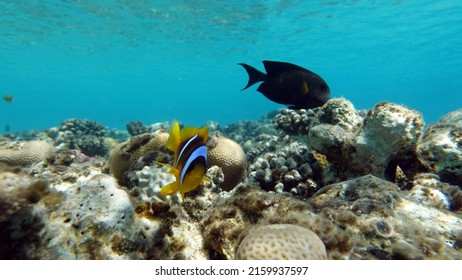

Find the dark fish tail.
xmin=238 ymin=63 xmax=267 ymax=90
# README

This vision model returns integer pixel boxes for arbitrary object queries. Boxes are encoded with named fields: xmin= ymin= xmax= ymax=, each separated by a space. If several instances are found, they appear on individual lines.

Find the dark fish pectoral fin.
xmin=238 ymin=63 xmax=266 ymax=90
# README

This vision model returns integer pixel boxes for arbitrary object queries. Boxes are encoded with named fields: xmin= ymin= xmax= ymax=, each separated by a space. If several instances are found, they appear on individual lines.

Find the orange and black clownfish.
xmin=157 ymin=121 xmax=211 ymax=200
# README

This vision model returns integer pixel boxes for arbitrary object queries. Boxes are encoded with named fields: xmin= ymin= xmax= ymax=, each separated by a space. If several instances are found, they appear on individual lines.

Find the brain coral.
xmin=207 ymin=132 xmax=247 ymax=191
xmin=0 ymin=141 xmax=56 ymax=167
xmin=235 ymin=224 xmax=327 ymax=260
xmin=108 ymin=131 xmax=169 ymax=184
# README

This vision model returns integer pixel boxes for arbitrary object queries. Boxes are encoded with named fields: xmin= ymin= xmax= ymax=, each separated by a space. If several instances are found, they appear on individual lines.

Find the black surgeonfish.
xmin=239 ymin=60 xmax=330 ymax=109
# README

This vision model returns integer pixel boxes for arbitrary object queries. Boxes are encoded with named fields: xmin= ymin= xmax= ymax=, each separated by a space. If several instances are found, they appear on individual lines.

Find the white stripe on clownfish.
xmin=175 ymin=133 xmax=198 ymax=168
xmin=180 ymin=145 xmax=207 ymax=184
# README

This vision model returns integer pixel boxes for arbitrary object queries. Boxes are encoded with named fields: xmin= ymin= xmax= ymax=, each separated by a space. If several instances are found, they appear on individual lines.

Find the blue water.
xmin=1 ymin=0 xmax=461 ymax=133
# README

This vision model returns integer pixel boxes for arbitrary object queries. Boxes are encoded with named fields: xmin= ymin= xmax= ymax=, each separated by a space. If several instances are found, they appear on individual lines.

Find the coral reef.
xmin=247 ymin=139 xmax=321 ymax=196
xmin=1 ymin=99 xmax=462 ymax=260
xmin=273 ymin=108 xmax=314 ymax=135
xmin=49 ymin=118 xmax=108 ymax=157
xmin=126 ymin=121 xmax=151 ymax=136
xmin=235 ymin=224 xmax=327 ymax=260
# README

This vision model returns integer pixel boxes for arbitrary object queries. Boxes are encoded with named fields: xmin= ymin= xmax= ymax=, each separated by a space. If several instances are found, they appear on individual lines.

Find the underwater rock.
xmin=412 ymin=173 xmax=462 ymax=212
xmin=311 ymin=175 xmax=462 ymax=259
xmin=273 ymin=98 xmax=363 ymax=136
xmin=52 ymin=118 xmax=108 ymax=157
xmin=271 ymin=99 xmax=425 ymax=184
xmin=38 ymin=173 xmax=140 ymax=259
xmin=407 ymin=185 xmax=449 ymax=210
xmin=235 ymin=224 xmax=327 ymax=260
xmin=308 ymin=123 xmax=352 ymax=155
xmin=348 ymin=102 xmax=424 ymax=178
xmin=310 ymin=98 xmax=363 ymax=131
xmin=0 ymin=140 xmax=56 ymax=167
xmin=418 ymin=109 xmax=462 ymax=185
xmin=0 ymin=171 xmax=50 ymax=258
xmin=25 ymin=171 xmax=209 ymax=260
xmin=311 ymin=175 xmax=402 ymax=217
xmin=307 ymin=101 xmax=424 ymax=181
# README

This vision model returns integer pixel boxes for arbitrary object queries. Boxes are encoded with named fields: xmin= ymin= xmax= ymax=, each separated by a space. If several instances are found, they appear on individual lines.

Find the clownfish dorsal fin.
xmin=180 ymin=125 xmax=209 ymax=143
xmin=166 ymin=121 xmax=182 ymax=157
xmin=197 ymin=126 xmax=208 ymax=142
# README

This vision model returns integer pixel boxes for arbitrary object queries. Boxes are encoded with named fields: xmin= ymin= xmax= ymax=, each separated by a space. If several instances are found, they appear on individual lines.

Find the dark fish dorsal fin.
xmin=262 ymin=60 xmax=310 ymax=75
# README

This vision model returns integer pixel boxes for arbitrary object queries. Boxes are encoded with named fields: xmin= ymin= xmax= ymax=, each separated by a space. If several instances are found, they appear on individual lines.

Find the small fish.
xmin=2 ymin=95 xmax=14 ymax=103
xmin=239 ymin=60 xmax=330 ymax=109
xmin=157 ymin=121 xmax=210 ymax=200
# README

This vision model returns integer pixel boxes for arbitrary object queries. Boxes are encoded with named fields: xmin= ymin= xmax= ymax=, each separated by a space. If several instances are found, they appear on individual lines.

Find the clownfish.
xmin=157 ymin=121 xmax=211 ymax=200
